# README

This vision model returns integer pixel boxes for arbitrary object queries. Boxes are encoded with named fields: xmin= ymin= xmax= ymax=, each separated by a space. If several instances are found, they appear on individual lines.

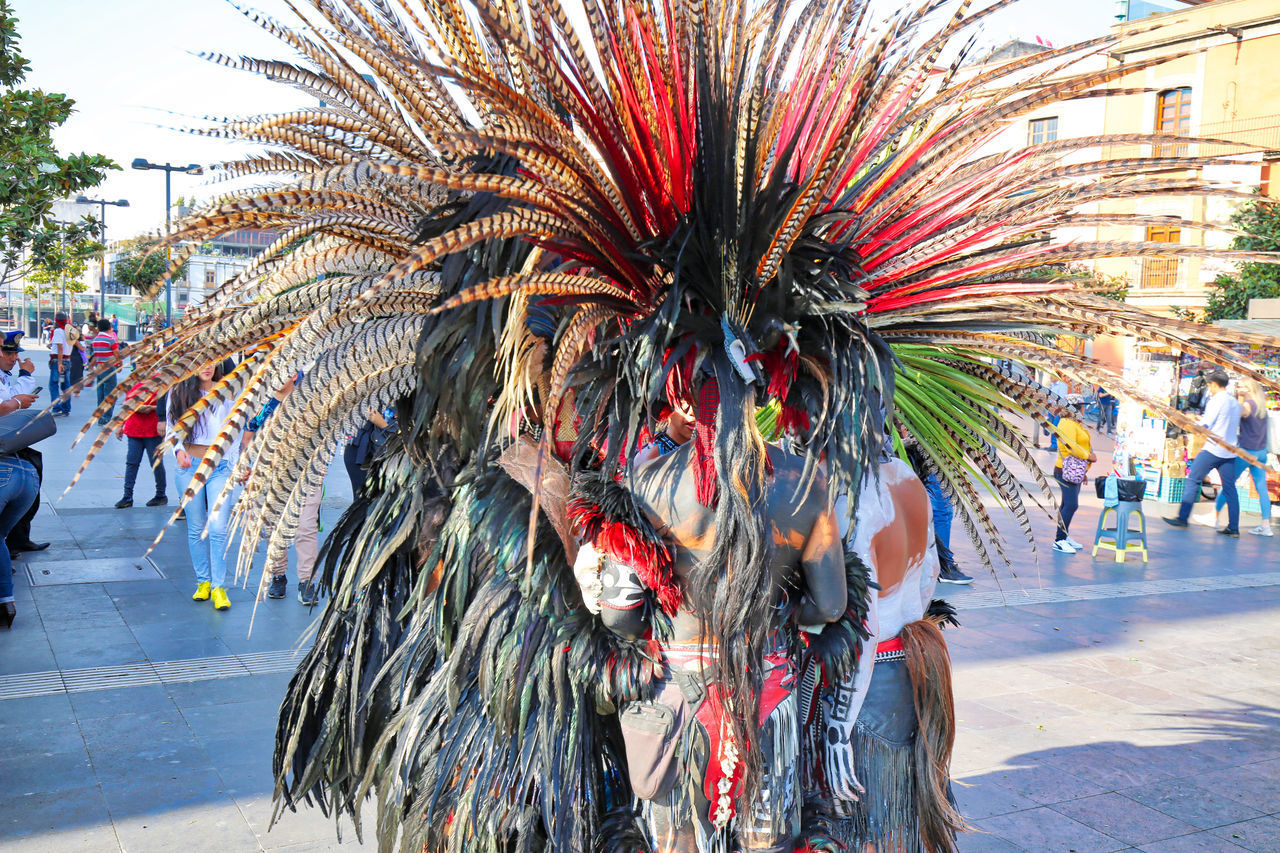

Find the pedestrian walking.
xmin=1164 ymin=369 xmax=1242 ymax=536
xmin=167 ymin=364 xmax=239 ymax=610
xmin=906 ymin=441 xmax=974 ymax=584
xmin=48 ymin=313 xmax=71 ymax=416
xmin=89 ymin=319 xmax=119 ymax=425
xmin=342 ymin=411 xmax=394 ymax=496
xmin=65 ymin=322 xmax=86 ymax=395
xmin=1096 ymin=385 xmax=1116 ymax=435
xmin=1048 ymin=374 xmax=1069 ymax=452
xmin=1052 ymin=394 xmax=1095 ymax=554
xmin=110 ymin=313 xmax=119 ymax=335
xmin=243 ymin=376 xmax=324 ymax=605
xmin=114 ymin=381 xmax=167 ymax=509
xmin=1202 ymin=378 xmax=1272 ymax=536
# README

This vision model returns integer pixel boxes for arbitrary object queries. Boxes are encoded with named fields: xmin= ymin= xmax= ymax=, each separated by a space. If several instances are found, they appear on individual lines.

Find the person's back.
xmin=626 ymin=442 xmax=844 ymax=642
xmin=826 ymin=456 xmax=964 ymax=852
xmin=592 ymin=440 xmax=845 ymax=852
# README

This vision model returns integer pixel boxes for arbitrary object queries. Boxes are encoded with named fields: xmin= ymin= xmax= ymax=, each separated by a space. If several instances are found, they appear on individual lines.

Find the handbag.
xmin=1060 ymin=454 xmax=1088 ymax=484
xmin=0 ymin=409 xmax=56 ymax=455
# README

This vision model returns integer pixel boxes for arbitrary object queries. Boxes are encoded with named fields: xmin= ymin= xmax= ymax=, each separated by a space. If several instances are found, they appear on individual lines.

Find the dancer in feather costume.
xmin=62 ymin=0 xmax=1280 ymax=849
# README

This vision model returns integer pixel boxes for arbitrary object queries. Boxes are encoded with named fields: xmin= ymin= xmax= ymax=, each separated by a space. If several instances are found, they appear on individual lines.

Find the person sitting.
xmin=0 ymin=335 xmax=47 ymax=555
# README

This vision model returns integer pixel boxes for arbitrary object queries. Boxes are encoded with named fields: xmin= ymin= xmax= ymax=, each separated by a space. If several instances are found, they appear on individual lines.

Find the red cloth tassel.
xmin=694 ymin=377 xmax=719 ymax=507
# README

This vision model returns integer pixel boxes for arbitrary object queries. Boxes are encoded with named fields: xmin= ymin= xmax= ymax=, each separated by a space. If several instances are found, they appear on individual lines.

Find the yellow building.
xmin=1094 ymin=0 xmax=1280 ymax=315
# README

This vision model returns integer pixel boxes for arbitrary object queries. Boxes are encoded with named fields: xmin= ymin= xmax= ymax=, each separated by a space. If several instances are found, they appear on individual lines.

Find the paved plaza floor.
xmin=1 ymin=381 xmax=1278 ymax=852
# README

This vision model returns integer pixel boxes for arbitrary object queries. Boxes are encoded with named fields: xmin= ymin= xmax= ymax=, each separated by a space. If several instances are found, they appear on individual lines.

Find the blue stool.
xmin=1092 ymin=500 xmax=1148 ymax=563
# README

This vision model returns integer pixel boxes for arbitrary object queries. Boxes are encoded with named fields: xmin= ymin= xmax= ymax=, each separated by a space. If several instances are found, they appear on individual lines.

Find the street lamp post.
xmin=74 ymin=196 xmax=129 ymax=307
xmin=130 ymin=158 xmax=202 ymax=327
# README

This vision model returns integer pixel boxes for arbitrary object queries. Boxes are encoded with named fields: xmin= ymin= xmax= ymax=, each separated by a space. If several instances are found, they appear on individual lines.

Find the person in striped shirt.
xmin=89 ymin=319 xmax=119 ymax=426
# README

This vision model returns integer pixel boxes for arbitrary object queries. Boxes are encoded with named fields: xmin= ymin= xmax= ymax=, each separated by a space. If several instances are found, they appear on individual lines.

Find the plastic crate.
xmin=1157 ymin=477 xmax=1186 ymax=503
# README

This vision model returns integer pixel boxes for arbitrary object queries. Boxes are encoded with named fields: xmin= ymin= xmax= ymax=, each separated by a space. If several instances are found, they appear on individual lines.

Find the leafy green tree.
xmin=0 ymin=1 xmax=116 ymax=283
xmin=1204 ymin=200 xmax=1280 ymax=321
xmin=112 ymin=241 xmax=188 ymax=295
xmin=1025 ymin=263 xmax=1130 ymax=301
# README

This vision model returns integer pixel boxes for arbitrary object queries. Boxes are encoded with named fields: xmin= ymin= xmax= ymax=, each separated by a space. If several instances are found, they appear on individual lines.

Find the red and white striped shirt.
xmin=89 ymin=331 xmax=118 ymax=365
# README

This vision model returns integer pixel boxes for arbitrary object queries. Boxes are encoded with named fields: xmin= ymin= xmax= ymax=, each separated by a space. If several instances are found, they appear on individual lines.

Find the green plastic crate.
xmin=1157 ymin=477 xmax=1186 ymax=503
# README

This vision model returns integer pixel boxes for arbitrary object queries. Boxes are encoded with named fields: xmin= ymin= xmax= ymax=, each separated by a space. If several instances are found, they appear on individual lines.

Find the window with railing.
xmin=1140 ymin=225 xmax=1180 ymax=289
xmin=1154 ymin=87 xmax=1191 ymax=156
xmin=1028 ymin=116 xmax=1058 ymax=146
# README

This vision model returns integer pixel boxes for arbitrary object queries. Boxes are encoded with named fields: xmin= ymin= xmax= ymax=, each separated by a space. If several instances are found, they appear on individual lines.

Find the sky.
xmin=14 ymin=0 xmax=1123 ymax=241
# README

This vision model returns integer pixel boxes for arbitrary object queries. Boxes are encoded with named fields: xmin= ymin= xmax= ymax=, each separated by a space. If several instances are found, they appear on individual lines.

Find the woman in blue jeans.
xmin=166 ymin=364 xmax=240 ymax=610
xmin=0 ymin=455 xmax=40 ymax=628
xmin=1212 ymin=379 xmax=1273 ymax=536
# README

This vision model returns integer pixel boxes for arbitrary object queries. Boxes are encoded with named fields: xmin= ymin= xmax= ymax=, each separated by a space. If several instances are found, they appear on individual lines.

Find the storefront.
xmin=1114 ymin=325 xmax=1280 ymax=509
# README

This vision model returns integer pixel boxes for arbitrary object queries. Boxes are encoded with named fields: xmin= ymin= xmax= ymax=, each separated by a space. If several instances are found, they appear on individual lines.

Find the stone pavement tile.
xmin=100 ymin=578 xmax=179 ymax=597
xmin=100 ymin=766 xmax=230 ymax=819
xmin=955 ymin=831 xmax=1028 ymax=853
xmin=0 ymin=744 xmax=95 ymax=796
xmin=952 ymin=730 xmax=1018 ymax=775
xmin=80 ymin=707 xmax=195 ymax=752
xmin=0 ymin=824 xmax=122 ymax=853
xmin=114 ymin=593 xmax=215 ymax=627
xmin=132 ymin=629 xmax=236 ymax=662
xmin=166 ymin=672 xmax=294 ymax=708
xmin=3 ymin=784 xmax=112 ymax=840
xmin=69 ymin=684 xmax=180 ymax=721
xmin=0 ymin=692 xmax=77 ymax=726
xmin=978 ymin=761 xmax=1108 ymax=806
xmin=1137 ymin=831 xmax=1251 ymax=852
xmin=969 ymin=806 xmax=1129 ymax=852
xmin=48 ymin=638 xmax=147 ymax=670
xmin=0 ymin=641 xmax=57 ymax=674
xmin=951 ymin=778 xmax=1040 ymax=820
xmin=1181 ymin=733 xmax=1280 ymax=771
xmin=955 ymin=663 xmax=1075 ymax=695
xmin=111 ymin=801 xmax=264 ymax=853
xmin=3 ymin=715 xmax=90 ymax=755
xmin=182 ymin=697 xmax=282 ymax=746
xmin=969 ymin=691 xmax=1082 ymax=724
xmin=1194 ymin=765 xmax=1280 ymax=813
xmin=1029 ymin=684 xmax=1148 ymax=715
xmin=263 ymin=837 xmax=367 ymax=852
xmin=954 ymin=698 xmax=1023 ymax=731
xmin=87 ymin=737 xmax=215 ymax=784
xmin=239 ymin=795 xmax=346 ymax=850
xmin=1023 ymin=657 xmax=1127 ymax=686
xmin=1050 ymin=792 xmax=1199 ymax=846
xmin=1207 ymin=816 xmax=1280 ymax=853
xmin=1087 ymin=676 xmax=1182 ymax=707
xmin=1111 ymin=741 xmax=1246 ymax=780
xmin=1040 ymin=742 xmax=1176 ymax=789
xmin=1243 ymin=757 xmax=1280 ymax=780
xmin=1119 ymin=779 xmax=1266 ymax=829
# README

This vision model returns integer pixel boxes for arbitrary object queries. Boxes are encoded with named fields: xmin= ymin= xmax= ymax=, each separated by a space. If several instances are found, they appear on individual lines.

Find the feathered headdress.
xmin=63 ymin=0 xmax=1280 ymax=848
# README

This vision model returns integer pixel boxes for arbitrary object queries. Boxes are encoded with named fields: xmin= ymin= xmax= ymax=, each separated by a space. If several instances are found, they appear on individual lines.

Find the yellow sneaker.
xmin=211 ymin=587 xmax=231 ymax=611
xmin=192 ymin=581 xmax=211 ymax=602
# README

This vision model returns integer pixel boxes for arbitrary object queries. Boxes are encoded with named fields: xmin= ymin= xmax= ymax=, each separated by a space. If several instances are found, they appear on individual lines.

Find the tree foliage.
xmin=25 ymin=236 xmax=96 ymax=288
xmin=112 ymin=242 xmax=187 ymax=295
xmin=0 ymin=2 xmax=116 ymax=279
xmin=1204 ymin=200 xmax=1280 ymax=322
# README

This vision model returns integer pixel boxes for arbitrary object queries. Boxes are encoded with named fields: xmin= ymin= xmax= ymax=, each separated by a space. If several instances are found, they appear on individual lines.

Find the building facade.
xmin=1093 ymin=0 xmax=1280 ymax=314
